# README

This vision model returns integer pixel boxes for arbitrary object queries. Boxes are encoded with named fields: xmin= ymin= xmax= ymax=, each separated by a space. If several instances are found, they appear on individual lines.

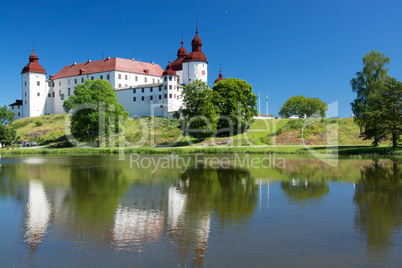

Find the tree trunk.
xmin=392 ymin=132 xmax=397 ymax=148
xmin=197 ymin=133 xmax=201 ymax=142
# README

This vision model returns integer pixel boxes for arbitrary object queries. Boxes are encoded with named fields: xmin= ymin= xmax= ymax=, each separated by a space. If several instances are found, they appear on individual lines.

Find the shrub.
xmin=34 ymin=120 xmax=43 ymax=127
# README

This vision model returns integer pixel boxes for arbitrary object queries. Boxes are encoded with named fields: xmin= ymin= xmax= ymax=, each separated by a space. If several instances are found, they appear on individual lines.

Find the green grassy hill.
xmin=10 ymin=114 xmax=391 ymax=148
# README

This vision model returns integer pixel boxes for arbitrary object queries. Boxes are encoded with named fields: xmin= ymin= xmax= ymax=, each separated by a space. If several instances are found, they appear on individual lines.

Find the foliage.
xmin=174 ymin=80 xmax=219 ymax=141
xmin=34 ymin=120 xmax=43 ymax=127
xmin=0 ymin=105 xmax=16 ymax=144
xmin=0 ymin=124 xmax=16 ymax=144
xmin=212 ymin=78 xmax=258 ymax=136
xmin=63 ymin=79 xmax=129 ymax=145
xmin=351 ymin=50 xmax=401 ymax=147
xmin=0 ymin=105 xmax=15 ymax=125
xmin=279 ymin=95 xmax=328 ymax=118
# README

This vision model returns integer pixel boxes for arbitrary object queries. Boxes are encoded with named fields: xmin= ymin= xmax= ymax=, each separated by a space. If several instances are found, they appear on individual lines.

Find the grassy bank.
xmin=5 ymin=114 xmax=399 ymax=157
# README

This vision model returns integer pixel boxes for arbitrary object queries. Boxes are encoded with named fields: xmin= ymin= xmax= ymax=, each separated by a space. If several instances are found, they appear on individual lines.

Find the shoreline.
xmin=1 ymin=145 xmax=401 ymax=158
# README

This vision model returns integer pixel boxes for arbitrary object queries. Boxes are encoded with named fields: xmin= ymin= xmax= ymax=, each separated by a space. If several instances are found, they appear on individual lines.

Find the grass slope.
xmin=7 ymin=114 xmax=399 ymax=152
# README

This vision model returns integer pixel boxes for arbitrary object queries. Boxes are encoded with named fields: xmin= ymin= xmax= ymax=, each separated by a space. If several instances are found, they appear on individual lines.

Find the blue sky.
xmin=0 ymin=0 xmax=401 ymax=118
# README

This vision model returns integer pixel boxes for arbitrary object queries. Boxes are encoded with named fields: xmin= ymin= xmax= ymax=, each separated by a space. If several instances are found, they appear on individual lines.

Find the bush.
xmin=12 ymin=120 xmax=29 ymax=129
xmin=34 ymin=120 xmax=43 ymax=127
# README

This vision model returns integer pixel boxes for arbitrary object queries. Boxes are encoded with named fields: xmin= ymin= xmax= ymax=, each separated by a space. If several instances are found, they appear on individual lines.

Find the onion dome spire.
xmin=21 ymin=46 xmax=46 ymax=74
xmin=183 ymin=27 xmax=207 ymax=63
xmin=214 ymin=69 xmax=224 ymax=84
xmin=163 ymin=61 xmax=177 ymax=76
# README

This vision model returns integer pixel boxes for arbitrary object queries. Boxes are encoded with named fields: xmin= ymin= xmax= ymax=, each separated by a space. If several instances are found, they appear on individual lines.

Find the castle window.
xmin=52 ymin=82 xmax=55 ymax=87
xmin=169 ymin=76 xmax=172 ymax=81
xmin=107 ymin=74 xmax=110 ymax=80
xmin=177 ymin=95 xmax=179 ymax=100
xmin=37 ymin=92 xmax=40 ymax=96
xmin=178 ymin=77 xmax=180 ymax=83
xmin=174 ymin=77 xmax=176 ymax=81
xmin=48 ymin=82 xmax=51 ymax=87
xmin=142 ymin=88 xmax=144 ymax=93
xmin=91 ymin=76 xmax=94 ymax=80
xmin=169 ymin=94 xmax=172 ymax=99
xmin=61 ymin=94 xmax=64 ymax=100
xmin=135 ymin=76 xmax=138 ymax=82
xmin=189 ymin=79 xmax=191 ymax=82
xmin=164 ymin=77 xmax=167 ymax=81
xmin=18 ymin=112 xmax=20 ymax=116
xmin=68 ymin=79 xmax=70 ymax=85
xmin=53 ymin=92 xmax=55 ymax=97
xmin=59 ymin=90 xmax=61 ymax=96
xmin=118 ymin=84 xmax=121 ymax=88
xmin=169 ymin=85 xmax=172 ymax=90
xmin=152 ymin=79 xmax=155 ymax=83
xmin=150 ymin=96 xmax=153 ymax=101
xmin=37 ymin=81 xmax=40 ymax=86
xmin=125 ymin=84 xmax=127 ymax=87
xmin=165 ymin=94 xmax=167 ymax=98
xmin=25 ymin=81 xmax=27 ymax=86
xmin=142 ymin=96 xmax=144 ymax=101
xmin=59 ymin=81 xmax=61 ymax=86
xmin=159 ymin=86 xmax=161 ymax=91
xmin=174 ymin=94 xmax=176 ymax=98
xmin=144 ymin=77 xmax=147 ymax=83
xmin=133 ymin=89 xmax=136 ymax=94
xmin=202 ymin=70 xmax=205 ymax=75
xmin=48 ymin=93 xmax=51 ymax=97
xmin=125 ymin=75 xmax=128 ymax=80
xmin=100 ymin=75 xmax=103 ymax=80
xmin=25 ymin=101 xmax=27 ymax=104
xmin=158 ymin=79 xmax=160 ymax=83
xmin=174 ymin=85 xmax=176 ymax=90
xmin=118 ymin=74 xmax=121 ymax=79
xmin=164 ymin=85 xmax=167 ymax=90
xmin=12 ymin=106 xmax=14 ymax=110
xmin=133 ymin=97 xmax=136 ymax=102
xmin=159 ymin=95 xmax=162 ymax=100
xmin=150 ymin=88 xmax=153 ymax=92
xmin=68 ymin=88 xmax=71 ymax=96
xmin=75 ymin=79 xmax=77 ymax=84
xmin=81 ymin=78 xmax=84 ymax=83
xmin=25 ymin=92 xmax=27 ymax=97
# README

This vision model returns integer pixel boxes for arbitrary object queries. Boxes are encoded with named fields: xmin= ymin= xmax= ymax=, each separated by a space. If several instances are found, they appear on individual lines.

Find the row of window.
xmin=117 ymin=74 xmax=160 ymax=84
xmin=132 ymin=94 xmax=181 ymax=102
xmin=132 ymin=85 xmax=180 ymax=93
xmin=11 ymin=105 xmax=21 ymax=110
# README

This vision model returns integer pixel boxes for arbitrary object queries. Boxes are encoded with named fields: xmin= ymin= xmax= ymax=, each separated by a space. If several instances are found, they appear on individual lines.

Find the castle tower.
xmin=21 ymin=48 xmax=49 ymax=117
xmin=162 ymin=63 xmax=181 ymax=117
xmin=182 ymin=28 xmax=208 ymax=86
xmin=214 ymin=70 xmax=224 ymax=84
xmin=170 ymin=40 xmax=187 ymax=84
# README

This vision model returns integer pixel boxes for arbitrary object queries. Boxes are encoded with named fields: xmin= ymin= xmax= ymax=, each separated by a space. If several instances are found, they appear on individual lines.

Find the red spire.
xmin=163 ymin=61 xmax=177 ymax=76
xmin=183 ymin=28 xmax=207 ymax=63
xmin=214 ymin=70 xmax=224 ymax=84
xmin=22 ymin=47 xmax=46 ymax=74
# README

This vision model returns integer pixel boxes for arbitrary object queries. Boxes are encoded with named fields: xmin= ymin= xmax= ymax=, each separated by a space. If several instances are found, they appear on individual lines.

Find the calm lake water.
xmin=0 ymin=154 xmax=401 ymax=268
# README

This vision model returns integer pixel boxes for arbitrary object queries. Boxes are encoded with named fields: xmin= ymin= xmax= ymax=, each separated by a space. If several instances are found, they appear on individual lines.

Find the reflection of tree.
xmin=169 ymin=167 xmax=258 ymax=267
xmin=353 ymin=161 xmax=402 ymax=261
xmin=65 ymin=166 xmax=130 ymax=233
xmin=280 ymin=180 xmax=329 ymax=202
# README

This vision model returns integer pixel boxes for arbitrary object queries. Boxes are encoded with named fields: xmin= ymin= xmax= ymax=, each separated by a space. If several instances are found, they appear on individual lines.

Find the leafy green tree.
xmin=63 ymin=79 xmax=128 ymax=145
xmin=174 ymin=80 xmax=219 ymax=141
xmin=0 ymin=105 xmax=16 ymax=145
xmin=362 ymin=77 xmax=402 ymax=148
xmin=0 ymin=105 xmax=15 ymax=125
xmin=0 ymin=124 xmax=16 ymax=145
xmin=212 ymin=78 xmax=257 ymax=135
xmin=350 ymin=50 xmax=391 ymax=146
xmin=278 ymin=95 xmax=327 ymax=118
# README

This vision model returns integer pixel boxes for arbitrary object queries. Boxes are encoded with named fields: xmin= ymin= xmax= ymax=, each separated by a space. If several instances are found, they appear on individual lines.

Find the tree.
xmin=351 ymin=50 xmax=401 ymax=147
xmin=351 ymin=50 xmax=390 ymax=146
xmin=63 ymin=79 xmax=128 ymax=145
xmin=212 ymin=78 xmax=257 ymax=135
xmin=0 ymin=105 xmax=15 ymax=125
xmin=0 ymin=105 xmax=16 ymax=145
xmin=174 ymin=80 xmax=219 ymax=141
xmin=278 ymin=95 xmax=327 ymax=118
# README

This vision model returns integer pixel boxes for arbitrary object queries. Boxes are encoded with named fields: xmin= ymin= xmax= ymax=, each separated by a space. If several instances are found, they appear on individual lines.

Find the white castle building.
xmin=12 ymin=28 xmax=223 ymax=120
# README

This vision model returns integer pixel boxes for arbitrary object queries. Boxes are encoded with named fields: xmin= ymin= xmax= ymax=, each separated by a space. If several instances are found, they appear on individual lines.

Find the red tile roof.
xmin=21 ymin=51 xmax=46 ymax=74
xmin=53 ymin=57 xmax=163 ymax=79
